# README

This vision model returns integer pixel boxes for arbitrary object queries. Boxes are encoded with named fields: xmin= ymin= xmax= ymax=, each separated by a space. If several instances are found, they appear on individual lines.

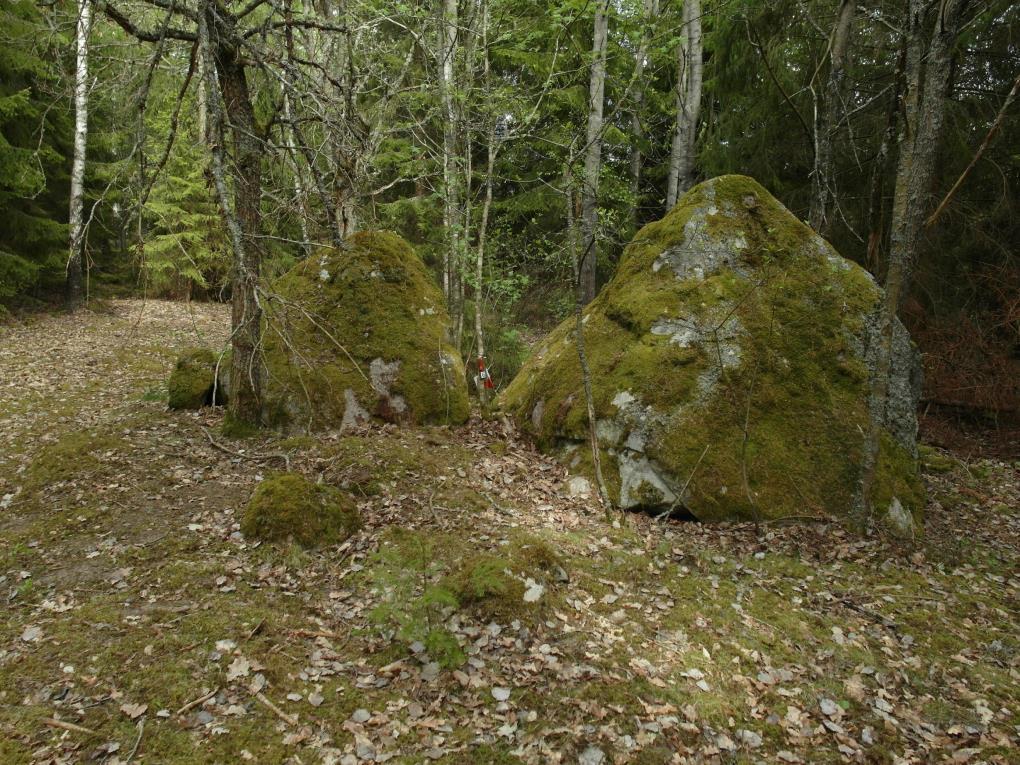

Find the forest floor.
xmin=1 ymin=299 xmax=1018 ymax=765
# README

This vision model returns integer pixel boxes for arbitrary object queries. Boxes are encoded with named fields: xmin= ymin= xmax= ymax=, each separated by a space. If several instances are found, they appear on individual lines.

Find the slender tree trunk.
xmin=628 ymin=0 xmax=659 ymax=229
xmin=197 ymin=50 xmax=207 ymax=145
xmin=475 ymin=136 xmax=495 ymax=403
xmin=473 ymin=0 xmax=495 ymax=404
xmin=809 ymin=0 xmax=856 ymax=234
xmin=200 ymin=3 xmax=264 ymax=429
xmin=282 ymin=93 xmax=312 ymax=256
xmin=865 ymin=41 xmax=906 ymax=273
xmin=439 ymin=0 xmax=460 ymax=305
xmin=579 ymin=0 xmax=610 ymax=304
xmin=567 ymin=161 xmax=610 ymax=511
xmin=860 ymin=0 xmax=969 ymax=521
xmin=67 ymin=0 xmax=92 ymax=310
xmin=666 ymin=0 xmax=702 ymax=209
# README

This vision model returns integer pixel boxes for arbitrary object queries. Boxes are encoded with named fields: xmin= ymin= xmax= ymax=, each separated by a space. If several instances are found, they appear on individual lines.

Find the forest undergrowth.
xmin=1 ymin=301 xmax=1017 ymax=764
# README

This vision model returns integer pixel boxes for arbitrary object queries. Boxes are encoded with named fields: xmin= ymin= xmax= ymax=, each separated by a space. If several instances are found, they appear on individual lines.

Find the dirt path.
xmin=1 ymin=300 xmax=1018 ymax=764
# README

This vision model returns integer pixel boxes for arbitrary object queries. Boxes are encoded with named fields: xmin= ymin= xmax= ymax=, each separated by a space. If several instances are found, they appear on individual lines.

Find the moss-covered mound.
xmin=167 ymin=348 xmax=229 ymax=409
xmin=500 ymin=175 xmax=923 ymax=528
xmin=261 ymin=230 xmax=469 ymax=431
xmin=241 ymin=473 xmax=360 ymax=548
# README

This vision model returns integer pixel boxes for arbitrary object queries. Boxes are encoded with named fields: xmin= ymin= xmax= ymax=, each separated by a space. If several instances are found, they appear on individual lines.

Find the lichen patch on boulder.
xmin=261 ymin=231 xmax=469 ymax=432
xmin=500 ymin=175 xmax=924 ymax=525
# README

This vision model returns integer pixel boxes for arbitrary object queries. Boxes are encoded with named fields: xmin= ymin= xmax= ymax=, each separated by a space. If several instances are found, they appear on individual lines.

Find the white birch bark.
xmin=67 ymin=0 xmax=92 ymax=308
xmin=439 ymin=0 xmax=459 ymax=304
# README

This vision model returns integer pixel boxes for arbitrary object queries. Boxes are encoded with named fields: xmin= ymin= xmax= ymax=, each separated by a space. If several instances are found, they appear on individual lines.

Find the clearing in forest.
xmin=1 ymin=300 xmax=1017 ymax=764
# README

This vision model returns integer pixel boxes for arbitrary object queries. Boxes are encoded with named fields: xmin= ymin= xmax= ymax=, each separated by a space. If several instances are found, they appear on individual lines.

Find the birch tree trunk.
xmin=666 ymin=0 xmax=702 ymax=209
xmin=439 ymin=0 xmax=460 ymax=305
xmin=579 ymin=0 xmax=610 ymax=304
xmin=66 ymin=0 xmax=92 ymax=310
xmin=628 ymin=0 xmax=659 ymax=228
xmin=859 ymin=0 xmax=969 ymax=522
xmin=809 ymin=0 xmax=856 ymax=234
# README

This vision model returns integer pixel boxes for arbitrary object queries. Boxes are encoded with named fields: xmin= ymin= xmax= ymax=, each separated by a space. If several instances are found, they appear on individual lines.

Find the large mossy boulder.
xmin=241 ymin=473 xmax=360 ymax=548
xmin=500 ymin=175 xmax=923 ymax=527
xmin=167 ymin=347 xmax=229 ymax=409
xmin=262 ymin=231 xmax=470 ymax=431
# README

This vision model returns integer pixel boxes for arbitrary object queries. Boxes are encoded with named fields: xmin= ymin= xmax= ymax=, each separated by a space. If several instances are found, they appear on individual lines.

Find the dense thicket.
xmin=0 ymin=0 xmax=1016 ymax=417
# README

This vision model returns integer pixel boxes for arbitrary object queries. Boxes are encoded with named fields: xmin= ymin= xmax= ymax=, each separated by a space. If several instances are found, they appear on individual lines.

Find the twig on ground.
xmin=245 ymin=618 xmax=266 ymax=641
xmin=200 ymin=426 xmax=291 ymax=469
xmin=288 ymin=627 xmax=346 ymax=640
xmin=175 ymin=687 xmax=217 ymax=716
xmin=255 ymin=691 xmax=298 ymax=726
xmin=124 ymin=718 xmax=145 ymax=764
xmin=43 ymin=718 xmax=97 ymax=736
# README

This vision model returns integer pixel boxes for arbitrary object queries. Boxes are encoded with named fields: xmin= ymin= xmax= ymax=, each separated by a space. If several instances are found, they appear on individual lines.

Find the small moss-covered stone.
xmin=241 ymin=473 xmax=360 ymax=548
xmin=167 ymin=347 xmax=229 ymax=409
xmin=261 ymin=230 xmax=470 ymax=431
xmin=500 ymin=175 xmax=924 ymax=525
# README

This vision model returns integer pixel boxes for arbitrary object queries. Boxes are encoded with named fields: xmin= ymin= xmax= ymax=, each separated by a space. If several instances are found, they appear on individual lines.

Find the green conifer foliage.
xmin=0 ymin=0 xmax=71 ymax=309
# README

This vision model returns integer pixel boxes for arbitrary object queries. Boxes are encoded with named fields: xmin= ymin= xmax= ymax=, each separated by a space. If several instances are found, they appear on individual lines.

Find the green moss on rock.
xmin=500 ymin=175 xmax=924 ymax=524
xmin=261 ymin=230 xmax=470 ymax=431
xmin=241 ymin=473 xmax=360 ymax=548
xmin=167 ymin=347 xmax=228 ymax=409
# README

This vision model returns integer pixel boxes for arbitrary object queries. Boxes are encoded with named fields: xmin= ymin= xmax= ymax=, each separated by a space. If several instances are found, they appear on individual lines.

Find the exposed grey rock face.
xmin=501 ymin=175 xmax=923 ymax=524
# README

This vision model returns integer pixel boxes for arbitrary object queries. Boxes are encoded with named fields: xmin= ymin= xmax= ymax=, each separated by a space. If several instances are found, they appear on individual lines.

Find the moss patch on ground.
xmin=241 ymin=472 xmax=360 ymax=548
xmin=23 ymin=430 xmax=125 ymax=493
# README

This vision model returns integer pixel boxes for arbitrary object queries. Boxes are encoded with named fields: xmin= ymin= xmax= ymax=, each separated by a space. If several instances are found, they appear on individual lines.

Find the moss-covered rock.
xmin=241 ymin=473 xmax=360 ymax=548
xmin=500 ymin=175 xmax=924 ymax=525
xmin=167 ymin=347 xmax=229 ymax=409
xmin=261 ymin=230 xmax=470 ymax=431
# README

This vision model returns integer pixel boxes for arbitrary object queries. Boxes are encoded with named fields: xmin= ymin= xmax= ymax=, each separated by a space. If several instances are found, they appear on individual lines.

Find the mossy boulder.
xmin=261 ymin=230 xmax=470 ymax=431
xmin=500 ymin=175 xmax=924 ymax=527
xmin=241 ymin=473 xmax=360 ymax=548
xmin=167 ymin=347 xmax=229 ymax=409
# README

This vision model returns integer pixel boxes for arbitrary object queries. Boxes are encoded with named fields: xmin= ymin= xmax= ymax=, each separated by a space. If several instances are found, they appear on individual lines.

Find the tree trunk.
xmin=859 ymin=0 xmax=969 ymax=522
xmin=628 ymin=0 xmax=659 ymax=229
xmin=567 ymin=162 xmax=610 ymax=511
xmin=809 ymin=0 xmax=856 ymax=234
xmin=865 ymin=41 xmax=906 ymax=273
xmin=579 ymin=0 xmax=610 ymax=304
xmin=439 ymin=0 xmax=460 ymax=305
xmin=66 ymin=0 xmax=91 ymax=310
xmin=282 ymin=93 xmax=312 ymax=256
xmin=666 ymin=0 xmax=702 ymax=209
xmin=200 ymin=3 xmax=264 ymax=429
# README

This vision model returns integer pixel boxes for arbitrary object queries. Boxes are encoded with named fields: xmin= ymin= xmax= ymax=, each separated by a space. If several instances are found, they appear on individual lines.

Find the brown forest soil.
xmin=1 ymin=299 xmax=1018 ymax=764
